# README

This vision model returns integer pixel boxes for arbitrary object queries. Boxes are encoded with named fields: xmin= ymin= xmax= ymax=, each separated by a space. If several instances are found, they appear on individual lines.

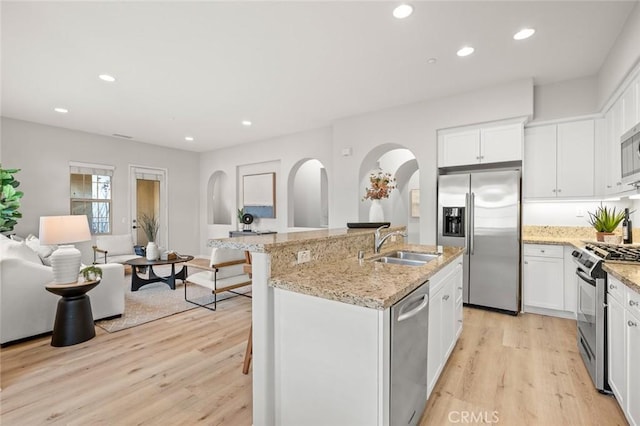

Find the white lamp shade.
xmin=39 ymin=215 xmax=91 ymax=245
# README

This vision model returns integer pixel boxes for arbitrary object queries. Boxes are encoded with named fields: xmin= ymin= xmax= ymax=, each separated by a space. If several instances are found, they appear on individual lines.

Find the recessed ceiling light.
xmin=457 ymin=46 xmax=475 ymax=57
xmin=242 ymin=120 xmax=252 ymax=127
xmin=427 ymin=57 xmax=437 ymax=64
xmin=54 ymin=107 xmax=68 ymax=114
xmin=513 ymin=28 xmax=535 ymax=41
xmin=99 ymin=74 xmax=116 ymax=82
xmin=185 ymin=136 xmax=194 ymax=142
xmin=393 ymin=4 xmax=413 ymax=19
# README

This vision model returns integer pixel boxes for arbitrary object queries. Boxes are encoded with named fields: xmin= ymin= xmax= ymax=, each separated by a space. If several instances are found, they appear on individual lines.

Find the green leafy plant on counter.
xmin=237 ymin=207 xmax=244 ymax=222
xmin=587 ymin=203 xmax=625 ymax=233
xmin=0 ymin=167 xmax=24 ymax=233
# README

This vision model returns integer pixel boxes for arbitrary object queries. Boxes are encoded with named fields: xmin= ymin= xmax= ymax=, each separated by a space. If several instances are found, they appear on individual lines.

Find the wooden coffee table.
xmin=125 ymin=255 xmax=194 ymax=291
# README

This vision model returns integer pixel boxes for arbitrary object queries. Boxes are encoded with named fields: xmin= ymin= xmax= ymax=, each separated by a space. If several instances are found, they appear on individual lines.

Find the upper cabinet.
xmin=438 ymin=122 xmax=523 ymax=168
xmin=524 ymin=119 xmax=595 ymax=199
xmin=622 ymin=78 xmax=639 ymax=135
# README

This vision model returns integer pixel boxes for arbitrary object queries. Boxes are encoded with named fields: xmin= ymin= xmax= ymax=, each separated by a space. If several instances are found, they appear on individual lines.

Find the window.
xmin=69 ymin=163 xmax=114 ymax=234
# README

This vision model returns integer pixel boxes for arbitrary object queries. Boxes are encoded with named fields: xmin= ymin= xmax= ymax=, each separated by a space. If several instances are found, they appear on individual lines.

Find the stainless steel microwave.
xmin=621 ymin=122 xmax=640 ymax=186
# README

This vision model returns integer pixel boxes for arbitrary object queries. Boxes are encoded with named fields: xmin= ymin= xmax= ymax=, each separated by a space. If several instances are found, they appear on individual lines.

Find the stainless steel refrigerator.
xmin=437 ymin=170 xmax=520 ymax=313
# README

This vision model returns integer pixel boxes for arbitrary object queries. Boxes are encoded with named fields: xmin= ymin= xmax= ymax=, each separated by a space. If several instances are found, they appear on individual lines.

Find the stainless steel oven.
xmin=572 ymin=247 xmax=609 ymax=393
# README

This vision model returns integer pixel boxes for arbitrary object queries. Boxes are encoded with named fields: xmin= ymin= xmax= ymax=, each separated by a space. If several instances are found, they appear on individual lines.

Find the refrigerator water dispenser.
xmin=443 ymin=207 xmax=465 ymax=237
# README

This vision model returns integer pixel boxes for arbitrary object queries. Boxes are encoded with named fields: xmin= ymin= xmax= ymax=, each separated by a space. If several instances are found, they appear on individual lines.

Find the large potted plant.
xmin=139 ymin=213 xmax=160 ymax=260
xmin=588 ymin=204 xmax=625 ymax=242
xmin=0 ymin=167 xmax=24 ymax=234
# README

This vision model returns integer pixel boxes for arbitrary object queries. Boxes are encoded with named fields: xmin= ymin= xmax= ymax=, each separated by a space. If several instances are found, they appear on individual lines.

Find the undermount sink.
xmin=373 ymin=251 xmax=440 ymax=267
xmin=385 ymin=251 xmax=440 ymax=262
xmin=374 ymin=257 xmax=427 ymax=267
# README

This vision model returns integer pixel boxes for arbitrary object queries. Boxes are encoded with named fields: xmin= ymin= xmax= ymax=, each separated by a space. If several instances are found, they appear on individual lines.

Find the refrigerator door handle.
xmin=465 ymin=193 xmax=470 ymax=255
xmin=470 ymin=192 xmax=475 ymax=255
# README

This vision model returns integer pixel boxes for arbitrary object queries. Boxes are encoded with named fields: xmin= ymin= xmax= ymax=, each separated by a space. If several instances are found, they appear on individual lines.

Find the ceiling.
xmin=1 ymin=1 xmax=636 ymax=152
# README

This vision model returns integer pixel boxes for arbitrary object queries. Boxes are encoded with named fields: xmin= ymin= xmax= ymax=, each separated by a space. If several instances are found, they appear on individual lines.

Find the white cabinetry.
xmin=438 ymin=122 xmax=522 ymax=168
xmin=427 ymin=257 xmax=463 ymax=399
xmin=607 ymin=276 xmax=640 ymax=426
xmin=524 ymin=120 xmax=595 ymax=199
xmin=622 ymin=78 xmax=639 ymax=134
xmin=604 ymin=103 xmax=624 ymax=195
xmin=608 ymin=278 xmax=626 ymax=409
xmin=522 ymin=244 xmax=577 ymax=319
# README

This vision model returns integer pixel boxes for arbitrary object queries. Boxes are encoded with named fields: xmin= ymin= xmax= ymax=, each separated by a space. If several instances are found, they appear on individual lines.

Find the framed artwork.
xmin=410 ymin=189 xmax=420 ymax=218
xmin=243 ymin=172 xmax=276 ymax=218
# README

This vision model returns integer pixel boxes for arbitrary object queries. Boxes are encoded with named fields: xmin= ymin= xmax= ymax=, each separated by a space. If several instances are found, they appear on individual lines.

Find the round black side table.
xmin=45 ymin=280 xmax=100 ymax=347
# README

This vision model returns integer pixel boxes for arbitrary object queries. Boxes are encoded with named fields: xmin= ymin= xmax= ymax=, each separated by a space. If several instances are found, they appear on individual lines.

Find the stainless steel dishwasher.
xmin=390 ymin=281 xmax=429 ymax=425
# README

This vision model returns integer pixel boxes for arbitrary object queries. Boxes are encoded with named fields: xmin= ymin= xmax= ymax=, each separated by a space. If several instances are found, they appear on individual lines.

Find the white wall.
xmin=533 ymin=76 xmax=598 ymax=122
xmin=199 ymin=127 xmax=333 ymax=255
xmin=1 ymin=117 xmax=200 ymax=261
xmin=331 ymin=78 xmax=534 ymax=244
xmin=598 ymin=2 xmax=640 ymax=108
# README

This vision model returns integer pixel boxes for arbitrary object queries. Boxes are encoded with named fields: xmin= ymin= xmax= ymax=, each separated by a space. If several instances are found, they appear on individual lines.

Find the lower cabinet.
xmin=522 ymin=244 xmax=577 ymax=319
xmin=427 ymin=258 xmax=463 ymax=399
xmin=607 ymin=276 xmax=640 ymax=426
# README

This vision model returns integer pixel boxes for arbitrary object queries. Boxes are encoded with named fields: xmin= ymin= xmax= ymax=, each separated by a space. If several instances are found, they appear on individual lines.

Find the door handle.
xmin=397 ymin=294 xmax=429 ymax=322
xmin=443 ymin=294 xmax=450 ymax=301
xmin=464 ymin=193 xmax=470 ymax=255
xmin=470 ymin=192 xmax=475 ymax=255
xmin=628 ymin=320 xmax=638 ymax=327
xmin=630 ymin=300 xmax=639 ymax=307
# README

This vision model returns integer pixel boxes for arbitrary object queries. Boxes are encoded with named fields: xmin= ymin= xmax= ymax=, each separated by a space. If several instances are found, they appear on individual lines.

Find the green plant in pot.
xmin=237 ymin=207 xmax=244 ymax=230
xmin=139 ymin=213 xmax=160 ymax=260
xmin=588 ymin=204 xmax=625 ymax=242
xmin=0 ymin=167 xmax=24 ymax=234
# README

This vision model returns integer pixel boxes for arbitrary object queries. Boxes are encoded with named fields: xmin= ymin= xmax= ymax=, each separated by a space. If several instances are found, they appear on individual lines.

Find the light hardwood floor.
xmin=0 ymin=304 xmax=628 ymax=425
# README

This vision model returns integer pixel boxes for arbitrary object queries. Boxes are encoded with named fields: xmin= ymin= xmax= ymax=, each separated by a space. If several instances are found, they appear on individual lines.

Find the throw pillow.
xmin=25 ymin=234 xmax=57 ymax=266
xmin=3 ymin=239 xmax=43 ymax=265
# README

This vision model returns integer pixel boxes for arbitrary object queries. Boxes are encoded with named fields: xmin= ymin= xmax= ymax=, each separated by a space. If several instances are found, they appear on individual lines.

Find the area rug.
xmin=96 ymin=265 xmax=251 ymax=332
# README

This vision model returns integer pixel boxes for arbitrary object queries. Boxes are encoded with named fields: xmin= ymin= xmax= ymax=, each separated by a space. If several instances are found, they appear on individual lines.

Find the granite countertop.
xmin=208 ymin=226 xmax=406 ymax=252
xmin=603 ymin=263 xmax=640 ymax=294
xmin=269 ymin=244 xmax=464 ymax=310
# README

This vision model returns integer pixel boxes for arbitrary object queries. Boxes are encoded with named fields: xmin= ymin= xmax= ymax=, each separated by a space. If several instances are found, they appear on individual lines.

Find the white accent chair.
xmin=93 ymin=234 xmax=143 ymax=265
xmin=184 ymin=248 xmax=252 ymax=311
xmin=0 ymin=234 xmax=125 ymax=345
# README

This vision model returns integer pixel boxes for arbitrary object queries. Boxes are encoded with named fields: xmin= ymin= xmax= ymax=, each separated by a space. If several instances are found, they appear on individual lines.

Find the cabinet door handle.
xmin=610 ymin=284 xmax=617 ymax=290
xmin=458 ymin=287 xmax=462 ymax=290
xmin=476 ymin=156 xmax=480 ymax=160
xmin=443 ymin=294 xmax=450 ymax=301
xmin=630 ymin=300 xmax=639 ymax=307
xmin=628 ymin=320 xmax=638 ymax=327
xmin=607 ymin=185 xmax=612 ymax=188
xmin=557 ymin=189 xmax=562 ymax=193
xmin=540 ymin=249 xmax=545 ymax=253
xmin=552 ymin=189 xmax=557 ymax=193
xmin=617 ymin=182 xmax=623 ymax=186
xmin=458 ymin=319 xmax=463 ymax=323
xmin=524 ymin=261 xmax=528 ymax=264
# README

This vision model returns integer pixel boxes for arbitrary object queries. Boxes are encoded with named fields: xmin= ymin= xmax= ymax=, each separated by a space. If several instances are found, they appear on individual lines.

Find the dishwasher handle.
xmin=397 ymin=294 xmax=429 ymax=322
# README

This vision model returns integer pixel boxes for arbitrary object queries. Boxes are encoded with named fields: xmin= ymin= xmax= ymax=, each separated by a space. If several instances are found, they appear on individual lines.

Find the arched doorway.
xmin=359 ymin=146 xmax=420 ymax=242
xmin=288 ymin=159 xmax=328 ymax=229
xmin=207 ymin=171 xmax=231 ymax=225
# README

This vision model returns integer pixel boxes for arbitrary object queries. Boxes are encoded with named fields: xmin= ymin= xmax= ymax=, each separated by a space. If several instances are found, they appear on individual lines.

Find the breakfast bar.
xmin=209 ymin=227 xmax=463 ymax=426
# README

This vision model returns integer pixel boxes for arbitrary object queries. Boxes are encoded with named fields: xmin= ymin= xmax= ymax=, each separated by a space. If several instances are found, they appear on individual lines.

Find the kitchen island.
xmin=209 ymin=227 xmax=464 ymax=426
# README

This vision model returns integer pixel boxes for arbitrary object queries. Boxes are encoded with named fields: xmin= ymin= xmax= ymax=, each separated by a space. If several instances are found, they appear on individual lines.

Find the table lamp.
xmin=39 ymin=215 xmax=92 ymax=284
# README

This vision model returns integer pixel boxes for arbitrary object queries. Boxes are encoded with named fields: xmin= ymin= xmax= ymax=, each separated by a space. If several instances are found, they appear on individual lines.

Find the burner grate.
xmin=584 ymin=242 xmax=640 ymax=262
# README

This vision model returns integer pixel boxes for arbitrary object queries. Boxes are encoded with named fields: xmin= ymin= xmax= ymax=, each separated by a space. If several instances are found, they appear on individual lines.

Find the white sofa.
xmin=0 ymin=234 xmax=125 ymax=345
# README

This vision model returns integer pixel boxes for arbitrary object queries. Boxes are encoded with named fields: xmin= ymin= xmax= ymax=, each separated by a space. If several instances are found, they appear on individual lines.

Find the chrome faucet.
xmin=374 ymin=224 xmax=408 ymax=253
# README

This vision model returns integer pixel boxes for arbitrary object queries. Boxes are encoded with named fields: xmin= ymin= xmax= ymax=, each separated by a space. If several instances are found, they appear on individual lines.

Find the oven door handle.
xmin=576 ymin=269 xmax=596 ymax=286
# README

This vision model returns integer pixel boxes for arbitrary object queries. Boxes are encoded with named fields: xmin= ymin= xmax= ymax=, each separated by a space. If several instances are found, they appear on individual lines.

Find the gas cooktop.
xmin=584 ymin=242 xmax=640 ymax=263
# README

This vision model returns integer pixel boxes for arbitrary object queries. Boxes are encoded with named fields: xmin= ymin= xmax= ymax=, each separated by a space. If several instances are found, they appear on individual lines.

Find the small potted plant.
xmin=80 ymin=265 xmax=103 ymax=282
xmin=588 ymin=204 xmax=625 ymax=242
xmin=139 ymin=213 xmax=160 ymax=260
xmin=237 ymin=207 xmax=244 ymax=230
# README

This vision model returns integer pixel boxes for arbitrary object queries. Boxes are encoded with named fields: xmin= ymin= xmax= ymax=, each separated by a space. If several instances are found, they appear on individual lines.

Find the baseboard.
xmin=522 ymin=305 xmax=576 ymax=320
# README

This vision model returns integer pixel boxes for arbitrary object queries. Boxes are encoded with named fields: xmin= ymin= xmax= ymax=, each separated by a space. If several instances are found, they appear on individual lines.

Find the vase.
xmin=369 ymin=199 xmax=384 ymax=222
xmin=596 ymin=232 xmax=614 ymax=242
xmin=146 ymin=241 xmax=159 ymax=261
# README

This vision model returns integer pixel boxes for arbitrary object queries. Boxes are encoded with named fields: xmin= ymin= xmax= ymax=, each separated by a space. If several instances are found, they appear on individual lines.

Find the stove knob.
xmin=584 ymin=260 xmax=594 ymax=268
xmin=572 ymin=250 xmax=580 ymax=257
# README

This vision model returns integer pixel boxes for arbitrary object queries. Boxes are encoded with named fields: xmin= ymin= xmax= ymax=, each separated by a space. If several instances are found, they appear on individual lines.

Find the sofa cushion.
xmin=25 ymin=234 xmax=57 ymax=266
xmin=1 ymin=238 xmax=43 ymax=265
xmin=96 ymin=234 xmax=134 ymax=256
